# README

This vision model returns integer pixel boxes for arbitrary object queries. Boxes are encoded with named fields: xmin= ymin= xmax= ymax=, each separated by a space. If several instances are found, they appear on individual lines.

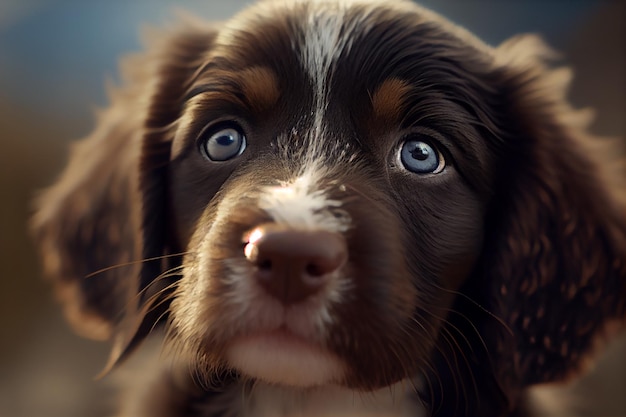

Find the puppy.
xmin=31 ymin=0 xmax=626 ymax=416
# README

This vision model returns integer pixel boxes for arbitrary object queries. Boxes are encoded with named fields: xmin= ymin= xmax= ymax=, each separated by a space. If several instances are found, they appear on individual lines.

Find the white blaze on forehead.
xmin=258 ymin=167 xmax=350 ymax=233
xmin=298 ymin=0 xmax=377 ymax=85
xmin=301 ymin=2 xmax=348 ymax=95
xmin=298 ymin=1 xmax=376 ymax=148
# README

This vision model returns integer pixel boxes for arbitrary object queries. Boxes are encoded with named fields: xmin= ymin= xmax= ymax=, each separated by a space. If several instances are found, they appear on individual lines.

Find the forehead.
xmin=172 ymin=1 xmax=499 ymax=214
xmin=180 ymin=0 xmax=499 ymax=173
xmin=201 ymin=0 xmax=489 ymax=109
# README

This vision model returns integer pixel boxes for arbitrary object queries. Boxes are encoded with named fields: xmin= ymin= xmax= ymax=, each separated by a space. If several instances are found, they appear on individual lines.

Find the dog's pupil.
xmin=216 ymin=134 xmax=235 ymax=146
xmin=410 ymin=144 xmax=430 ymax=161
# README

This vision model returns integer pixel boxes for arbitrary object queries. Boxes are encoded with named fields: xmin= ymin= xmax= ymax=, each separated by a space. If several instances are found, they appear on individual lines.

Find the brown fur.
xmin=31 ymin=1 xmax=626 ymax=416
xmin=370 ymin=78 xmax=412 ymax=127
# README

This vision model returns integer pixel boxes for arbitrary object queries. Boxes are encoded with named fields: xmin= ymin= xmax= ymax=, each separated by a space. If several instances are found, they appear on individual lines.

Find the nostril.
xmin=305 ymin=263 xmax=324 ymax=277
xmin=242 ymin=223 xmax=348 ymax=304
xmin=258 ymin=258 xmax=272 ymax=271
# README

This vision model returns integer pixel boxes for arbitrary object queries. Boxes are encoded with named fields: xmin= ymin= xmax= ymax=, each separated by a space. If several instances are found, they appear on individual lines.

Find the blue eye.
xmin=400 ymin=138 xmax=444 ymax=174
xmin=201 ymin=126 xmax=247 ymax=161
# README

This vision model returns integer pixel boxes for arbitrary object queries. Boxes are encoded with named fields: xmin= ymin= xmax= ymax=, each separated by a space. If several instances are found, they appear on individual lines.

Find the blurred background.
xmin=0 ymin=1 xmax=624 ymax=416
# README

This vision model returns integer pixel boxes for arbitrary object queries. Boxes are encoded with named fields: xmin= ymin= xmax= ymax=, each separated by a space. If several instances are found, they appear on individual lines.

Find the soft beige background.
xmin=0 ymin=1 xmax=624 ymax=416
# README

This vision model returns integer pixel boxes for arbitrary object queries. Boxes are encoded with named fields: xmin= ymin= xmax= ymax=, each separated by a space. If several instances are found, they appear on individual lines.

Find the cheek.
xmin=168 ymin=201 xmax=251 ymax=347
xmin=168 ymin=156 xmax=234 ymax=249
xmin=398 ymin=178 xmax=486 ymax=290
xmin=168 ymin=218 xmax=218 ymax=346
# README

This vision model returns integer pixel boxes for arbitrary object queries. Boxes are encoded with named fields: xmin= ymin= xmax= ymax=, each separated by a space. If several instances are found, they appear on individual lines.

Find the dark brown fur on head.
xmin=31 ymin=1 xmax=626 ymax=416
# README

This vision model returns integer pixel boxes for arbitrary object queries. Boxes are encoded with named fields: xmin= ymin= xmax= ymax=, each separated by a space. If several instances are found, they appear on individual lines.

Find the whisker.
xmin=136 ymin=267 xmax=185 ymax=300
xmin=396 ymin=320 xmax=439 ymax=380
xmin=140 ymin=279 xmax=181 ymax=310
xmin=148 ymin=301 xmax=175 ymax=334
xmin=416 ymin=304 xmax=485 ymax=414
xmin=418 ymin=305 xmax=477 ymax=355
xmin=84 ymin=251 xmax=194 ymax=279
xmin=394 ymin=316 xmax=450 ymax=410
xmin=405 ymin=316 xmax=460 ymax=414
xmin=109 ymin=265 xmax=183 ymax=324
xmin=440 ymin=325 xmax=475 ymax=417
xmin=407 ymin=377 xmax=429 ymax=411
xmin=142 ymin=283 xmax=180 ymax=318
xmin=122 ymin=266 xmax=184 ymax=315
xmin=428 ymin=281 xmax=514 ymax=337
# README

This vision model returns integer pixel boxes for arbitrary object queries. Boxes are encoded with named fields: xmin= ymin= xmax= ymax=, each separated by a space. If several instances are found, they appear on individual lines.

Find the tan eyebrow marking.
xmin=237 ymin=66 xmax=280 ymax=113
xmin=172 ymin=67 xmax=280 ymax=159
xmin=370 ymin=78 xmax=411 ymax=124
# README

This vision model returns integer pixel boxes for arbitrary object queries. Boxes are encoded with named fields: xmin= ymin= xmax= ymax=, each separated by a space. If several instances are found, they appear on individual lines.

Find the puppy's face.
xmin=32 ymin=0 xmax=626 ymax=412
xmin=167 ymin=0 xmax=494 ymax=390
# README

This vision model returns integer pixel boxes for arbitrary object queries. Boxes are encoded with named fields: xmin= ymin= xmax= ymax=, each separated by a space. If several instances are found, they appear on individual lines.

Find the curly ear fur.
xmin=31 ymin=21 xmax=218 ymax=362
xmin=445 ymin=35 xmax=626 ymax=413
xmin=492 ymin=34 xmax=626 ymax=380
xmin=422 ymin=35 xmax=626 ymax=417
xmin=30 ymin=76 xmax=144 ymax=341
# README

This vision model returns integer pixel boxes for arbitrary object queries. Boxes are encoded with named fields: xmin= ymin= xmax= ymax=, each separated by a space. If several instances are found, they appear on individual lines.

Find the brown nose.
xmin=244 ymin=224 xmax=348 ymax=304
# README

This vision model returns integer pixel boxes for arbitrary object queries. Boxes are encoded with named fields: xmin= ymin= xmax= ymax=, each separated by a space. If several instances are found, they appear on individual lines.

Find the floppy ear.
xmin=31 ymin=21 xmax=218 ymax=364
xmin=475 ymin=35 xmax=626 ymax=404
xmin=425 ymin=35 xmax=626 ymax=417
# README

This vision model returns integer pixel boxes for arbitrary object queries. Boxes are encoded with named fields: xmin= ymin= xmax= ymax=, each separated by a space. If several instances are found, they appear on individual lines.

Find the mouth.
xmin=226 ymin=327 xmax=346 ymax=387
